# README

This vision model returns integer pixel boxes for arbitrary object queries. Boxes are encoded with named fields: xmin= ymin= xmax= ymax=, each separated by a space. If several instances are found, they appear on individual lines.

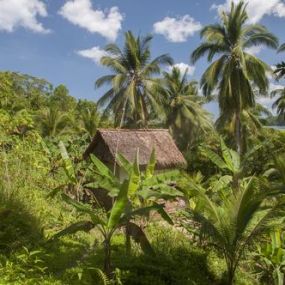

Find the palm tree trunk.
xmin=235 ymin=110 xmax=242 ymax=156
xmin=141 ymin=95 xmax=148 ymax=128
xmin=227 ymin=269 xmax=235 ymax=285
xmin=226 ymin=260 xmax=236 ymax=285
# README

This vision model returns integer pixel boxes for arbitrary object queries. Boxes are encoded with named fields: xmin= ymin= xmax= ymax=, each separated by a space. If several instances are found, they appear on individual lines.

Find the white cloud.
xmin=76 ymin=46 xmax=109 ymax=64
xmin=269 ymin=82 xmax=284 ymax=93
xmin=59 ymin=0 xmax=123 ymax=41
xmin=245 ymin=46 xmax=263 ymax=55
xmin=211 ymin=0 xmax=285 ymax=23
xmin=257 ymin=96 xmax=275 ymax=109
xmin=169 ymin=63 xmax=196 ymax=76
xmin=153 ymin=15 xmax=202 ymax=42
xmin=273 ymin=2 xmax=285 ymax=17
xmin=257 ymin=82 xmax=284 ymax=111
xmin=0 ymin=0 xmax=50 ymax=33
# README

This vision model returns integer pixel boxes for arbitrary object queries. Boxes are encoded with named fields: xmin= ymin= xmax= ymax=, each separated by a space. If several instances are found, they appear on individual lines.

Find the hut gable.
xmin=83 ymin=129 xmax=186 ymax=170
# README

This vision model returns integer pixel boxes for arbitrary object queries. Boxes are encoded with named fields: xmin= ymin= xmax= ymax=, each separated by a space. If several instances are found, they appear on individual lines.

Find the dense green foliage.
xmin=1 ymin=1 xmax=285 ymax=284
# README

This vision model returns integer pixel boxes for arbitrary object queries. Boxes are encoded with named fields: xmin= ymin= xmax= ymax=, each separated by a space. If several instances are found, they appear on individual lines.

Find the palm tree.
xmin=186 ymin=178 xmax=284 ymax=285
xmin=73 ymin=106 xmax=101 ymax=139
xmin=96 ymin=31 xmax=173 ymax=128
xmin=156 ymin=67 xmax=212 ymax=150
xmin=271 ymin=87 xmax=285 ymax=120
xmin=191 ymin=1 xmax=278 ymax=155
xmin=274 ymin=43 xmax=285 ymax=80
xmin=274 ymin=62 xmax=285 ymax=81
xmin=37 ymin=106 xmax=71 ymax=137
xmin=79 ymin=108 xmax=99 ymax=138
xmin=216 ymin=105 xmax=268 ymax=153
xmin=279 ymin=43 xmax=285 ymax=53
xmin=185 ymin=140 xmax=285 ymax=284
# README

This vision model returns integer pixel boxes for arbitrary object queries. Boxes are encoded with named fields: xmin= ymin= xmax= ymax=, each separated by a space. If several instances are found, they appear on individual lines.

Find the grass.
xmin=0 ymin=139 xmax=259 ymax=284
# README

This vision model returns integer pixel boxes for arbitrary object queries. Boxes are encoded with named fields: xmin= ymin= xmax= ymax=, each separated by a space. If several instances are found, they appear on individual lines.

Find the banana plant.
xmin=86 ymin=149 xmax=183 ymax=216
xmin=115 ymin=149 xmax=183 ymax=202
xmin=111 ymin=150 xmax=183 ymax=253
xmin=253 ymin=230 xmax=285 ymax=285
xmin=87 ymin=150 xmax=181 ymax=252
xmin=48 ymin=141 xmax=88 ymax=201
xmin=52 ymin=149 xmax=175 ymax=275
xmin=199 ymin=138 xmax=261 ymax=190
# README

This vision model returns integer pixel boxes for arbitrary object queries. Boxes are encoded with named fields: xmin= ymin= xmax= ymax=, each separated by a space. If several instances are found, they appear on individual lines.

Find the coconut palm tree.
xmin=191 ymin=1 xmax=278 ymax=155
xmin=274 ymin=44 xmax=285 ymax=80
xmin=271 ymin=87 xmax=285 ymax=120
xmin=156 ymin=67 xmax=212 ymax=150
xmin=96 ymin=31 xmax=173 ymax=128
xmin=75 ymin=107 xmax=100 ymax=138
xmin=37 ymin=106 xmax=71 ymax=137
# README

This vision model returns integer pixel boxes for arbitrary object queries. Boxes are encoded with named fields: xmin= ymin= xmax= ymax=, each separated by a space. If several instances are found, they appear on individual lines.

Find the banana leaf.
xmin=52 ymin=221 xmax=94 ymax=240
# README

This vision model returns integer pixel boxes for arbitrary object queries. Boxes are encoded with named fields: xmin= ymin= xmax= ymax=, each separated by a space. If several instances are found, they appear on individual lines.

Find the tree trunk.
xmin=226 ymin=257 xmax=237 ymax=285
xmin=227 ymin=262 xmax=235 ymax=285
xmin=227 ymin=270 xmax=235 ymax=285
xmin=235 ymin=110 xmax=242 ymax=156
xmin=103 ymin=237 xmax=112 ymax=276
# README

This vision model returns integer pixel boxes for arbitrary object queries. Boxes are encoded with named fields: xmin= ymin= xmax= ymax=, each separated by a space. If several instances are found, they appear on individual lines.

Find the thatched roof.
xmin=83 ymin=129 xmax=187 ymax=170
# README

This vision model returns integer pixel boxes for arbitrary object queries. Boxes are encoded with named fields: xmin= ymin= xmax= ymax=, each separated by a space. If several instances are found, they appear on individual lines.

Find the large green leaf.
xmin=127 ymin=150 xmax=141 ymax=198
xmin=220 ymin=138 xmax=235 ymax=171
xmin=52 ymin=221 xmax=94 ymax=240
xmin=199 ymin=146 xmax=228 ymax=170
xmin=107 ymin=179 xmax=129 ymax=229
xmin=107 ymin=154 xmax=141 ymax=229
xmin=126 ymin=222 xmax=155 ymax=255
xmin=59 ymin=141 xmax=76 ymax=184
xmin=139 ymin=186 xmax=183 ymax=200
xmin=211 ymin=175 xmax=233 ymax=193
xmin=127 ymin=204 xmax=165 ymax=218
xmin=62 ymin=194 xmax=105 ymax=225
xmin=271 ymin=229 xmax=282 ymax=250
xmin=145 ymin=149 xmax=156 ymax=178
xmin=86 ymin=181 xmax=119 ymax=197
xmin=229 ymin=149 xmax=240 ymax=173
xmin=90 ymin=154 xmax=114 ymax=180
xmin=154 ymin=203 xmax=174 ymax=225
xmin=116 ymin=153 xmax=132 ymax=174
xmin=143 ymin=170 xmax=180 ymax=186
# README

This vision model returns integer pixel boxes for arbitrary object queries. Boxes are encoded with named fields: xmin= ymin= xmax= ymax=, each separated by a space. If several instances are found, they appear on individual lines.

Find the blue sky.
xmin=0 ymin=0 xmax=285 ymax=116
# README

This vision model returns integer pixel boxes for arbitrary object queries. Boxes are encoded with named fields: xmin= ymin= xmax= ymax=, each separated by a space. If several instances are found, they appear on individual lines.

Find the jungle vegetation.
xmin=0 ymin=1 xmax=285 ymax=284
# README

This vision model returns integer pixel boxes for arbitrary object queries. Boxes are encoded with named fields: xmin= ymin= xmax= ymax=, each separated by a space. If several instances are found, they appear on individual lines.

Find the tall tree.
xmin=156 ymin=67 xmax=212 ymax=150
xmin=191 ymin=1 xmax=278 ymax=154
xmin=96 ymin=31 xmax=173 ymax=128
xmin=49 ymin=84 xmax=77 ymax=112
xmin=271 ymin=87 xmax=285 ymax=120
xmin=0 ymin=71 xmax=52 ymax=111
xmin=274 ymin=43 xmax=285 ymax=80
xmin=78 ymin=107 xmax=100 ymax=138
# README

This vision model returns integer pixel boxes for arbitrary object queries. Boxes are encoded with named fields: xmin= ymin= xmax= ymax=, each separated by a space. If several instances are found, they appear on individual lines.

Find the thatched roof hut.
xmin=83 ymin=129 xmax=186 ymax=170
